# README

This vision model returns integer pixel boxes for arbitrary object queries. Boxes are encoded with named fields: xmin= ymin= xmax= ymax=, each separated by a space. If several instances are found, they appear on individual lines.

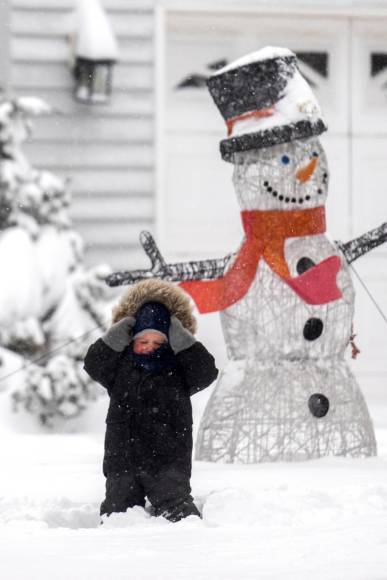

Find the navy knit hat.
xmin=132 ymin=301 xmax=171 ymax=340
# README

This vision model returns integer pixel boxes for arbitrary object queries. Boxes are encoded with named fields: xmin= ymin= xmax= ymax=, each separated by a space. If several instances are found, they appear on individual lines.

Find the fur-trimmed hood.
xmin=111 ymin=279 xmax=197 ymax=334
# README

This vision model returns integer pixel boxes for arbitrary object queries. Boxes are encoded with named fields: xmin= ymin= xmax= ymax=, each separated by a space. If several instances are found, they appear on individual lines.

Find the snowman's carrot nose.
xmin=296 ymin=157 xmax=318 ymax=183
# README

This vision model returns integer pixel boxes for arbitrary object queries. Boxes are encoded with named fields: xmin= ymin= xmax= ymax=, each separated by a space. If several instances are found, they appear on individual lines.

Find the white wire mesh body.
xmin=195 ymin=139 xmax=377 ymax=463
xmin=196 ymin=357 xmax=376 ymax=462
xmin=195 ymin=259 xmax=377 ymax=462
xmin=220 ymin=236 xmax=354 ymax=362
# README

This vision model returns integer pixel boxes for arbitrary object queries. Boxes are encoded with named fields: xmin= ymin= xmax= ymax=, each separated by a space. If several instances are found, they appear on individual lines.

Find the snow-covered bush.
xmin=0 ymin=96 xmax=114 ymax=429
xmin=12 ymin=354 xmax=99 ymax=428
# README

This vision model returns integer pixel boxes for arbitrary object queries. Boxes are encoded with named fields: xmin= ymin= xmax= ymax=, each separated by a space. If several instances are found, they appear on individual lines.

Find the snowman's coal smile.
xmin=263 ymin=179 xmax=326 ymax=204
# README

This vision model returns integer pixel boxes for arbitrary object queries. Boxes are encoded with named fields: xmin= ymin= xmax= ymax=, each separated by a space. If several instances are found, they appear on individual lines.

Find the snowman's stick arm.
xmin=336 ymin=222 xmax=387 ymax=264
xmin=166 ymin=255 xmax=235 ymax=281
xmin=105 ymin=230 xmax=235 ymax=287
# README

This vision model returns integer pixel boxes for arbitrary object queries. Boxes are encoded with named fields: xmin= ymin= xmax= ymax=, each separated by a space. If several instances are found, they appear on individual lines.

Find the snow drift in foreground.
xmin=1 ymin=425 xmax=387 ymax=580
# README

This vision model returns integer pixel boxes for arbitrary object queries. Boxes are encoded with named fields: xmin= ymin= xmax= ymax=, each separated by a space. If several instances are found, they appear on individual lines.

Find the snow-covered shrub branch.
xmin=0 ymin=96 xmax=114 ymax=429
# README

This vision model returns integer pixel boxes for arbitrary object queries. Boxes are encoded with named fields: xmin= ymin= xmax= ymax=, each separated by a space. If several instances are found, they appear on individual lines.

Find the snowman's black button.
xmin=308 ymin=393 xmax=329 ymax=418
xmin=296 ymin=256 xmax=315 ymax=275
xmin=303 ymin=318 xmax=323 ymax=340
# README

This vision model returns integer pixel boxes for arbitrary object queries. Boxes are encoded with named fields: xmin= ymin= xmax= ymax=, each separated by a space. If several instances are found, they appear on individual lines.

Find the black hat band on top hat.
xmin=220 ymin=118 xmax=328 ymax=162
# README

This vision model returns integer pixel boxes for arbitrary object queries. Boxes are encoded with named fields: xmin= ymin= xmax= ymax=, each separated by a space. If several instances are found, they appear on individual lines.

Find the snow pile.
xmin=0 ymin=427 xmax=387 ymax=579
xmin=0 ymin=497 xmax=100 ymax=530
xmin=75 ymin=0 xmax=118 ymax=61
xmin=202 ymin=477 xmax=387 ymax=527
xmin=101 ymin=506 xmax=167 ymax=528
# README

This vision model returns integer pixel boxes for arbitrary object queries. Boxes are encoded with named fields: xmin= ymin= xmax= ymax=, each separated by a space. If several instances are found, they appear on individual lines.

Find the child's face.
xmin=133 ymin=331 xmax=166 ymax=354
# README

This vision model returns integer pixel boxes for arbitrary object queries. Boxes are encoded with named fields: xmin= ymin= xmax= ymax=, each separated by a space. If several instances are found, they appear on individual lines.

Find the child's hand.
xmin=168 ymin=317 xmax=196 ymax=354
xmin=102 ymin=316 xmax=136 ymax=352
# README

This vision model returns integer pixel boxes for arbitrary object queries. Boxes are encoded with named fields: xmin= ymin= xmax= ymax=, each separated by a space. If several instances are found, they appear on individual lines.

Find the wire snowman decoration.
xmin=106 ymin=47 xmax=387 ymax=463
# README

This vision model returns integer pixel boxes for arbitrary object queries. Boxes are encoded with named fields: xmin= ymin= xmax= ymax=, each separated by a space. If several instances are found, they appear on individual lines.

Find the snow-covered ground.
xmin=0 ymin=312 xmax=386 ymax=580
xmin=1 ymin=390 xmax=387 ymax=580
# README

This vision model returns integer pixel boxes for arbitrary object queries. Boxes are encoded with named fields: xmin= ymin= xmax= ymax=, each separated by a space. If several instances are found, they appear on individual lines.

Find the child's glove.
xmin=102 ymin=316 xmax=136 ymax=352
xmin=168 ymin=316 xmax=196 ymax=354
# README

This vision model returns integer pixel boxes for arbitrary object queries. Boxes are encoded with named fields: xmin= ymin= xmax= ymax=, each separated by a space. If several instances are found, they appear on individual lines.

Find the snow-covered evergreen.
xmin=0 ymin=96 xmax=113 ymax=428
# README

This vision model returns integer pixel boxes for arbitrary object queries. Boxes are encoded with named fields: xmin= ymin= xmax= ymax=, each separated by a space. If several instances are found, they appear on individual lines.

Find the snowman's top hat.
xmin=207 ymin=46 xmax=327 ymax=162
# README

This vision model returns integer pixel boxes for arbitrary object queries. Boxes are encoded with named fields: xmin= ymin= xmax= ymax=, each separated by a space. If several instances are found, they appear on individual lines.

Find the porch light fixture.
xmin=71 ymin=0 xmax=119 ymax=104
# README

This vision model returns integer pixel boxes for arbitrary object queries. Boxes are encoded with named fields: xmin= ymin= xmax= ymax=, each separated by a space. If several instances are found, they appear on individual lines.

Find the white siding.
xmin=0 ymin=1 xmax=11 ymax=92
xmin=9 ymin=0 xmax=156 ymax=270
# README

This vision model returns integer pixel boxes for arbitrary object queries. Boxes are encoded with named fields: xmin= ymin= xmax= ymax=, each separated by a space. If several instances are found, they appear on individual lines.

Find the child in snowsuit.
xmin=84 ymin=279 xmax=218 ymax=522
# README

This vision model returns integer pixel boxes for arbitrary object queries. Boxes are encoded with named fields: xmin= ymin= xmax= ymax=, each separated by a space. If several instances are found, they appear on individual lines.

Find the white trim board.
xmin=154 ymin=4 xmax=167 ymax=251
xmin=158 ymin=1 xmax=387 ymax=19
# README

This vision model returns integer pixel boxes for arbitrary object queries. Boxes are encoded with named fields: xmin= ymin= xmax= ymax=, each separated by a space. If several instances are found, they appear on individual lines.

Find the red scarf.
xmin=179 ymin=207 xmax=342 ymax=314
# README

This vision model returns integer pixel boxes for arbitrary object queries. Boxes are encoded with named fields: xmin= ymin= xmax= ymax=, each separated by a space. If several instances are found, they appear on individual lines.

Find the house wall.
xmin=5 ymin=1 xmax=387 ymax=270
xmin=0 ymin=1 xmax=11 ymax=93
xmin=8 ymin=0 xmax=156 ymax=270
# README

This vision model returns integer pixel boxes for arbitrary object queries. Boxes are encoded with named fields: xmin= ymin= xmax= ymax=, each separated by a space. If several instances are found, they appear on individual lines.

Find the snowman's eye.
xmin=312 ymin=151 xmax=319 ymax=158
xmin=281 ymin=155 xmax=290 ymax=165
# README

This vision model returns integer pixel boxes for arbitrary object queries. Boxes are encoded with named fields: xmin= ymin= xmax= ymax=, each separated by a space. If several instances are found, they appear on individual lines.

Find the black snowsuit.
xmin=84 ymin=337 xmax=218 ymax=519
